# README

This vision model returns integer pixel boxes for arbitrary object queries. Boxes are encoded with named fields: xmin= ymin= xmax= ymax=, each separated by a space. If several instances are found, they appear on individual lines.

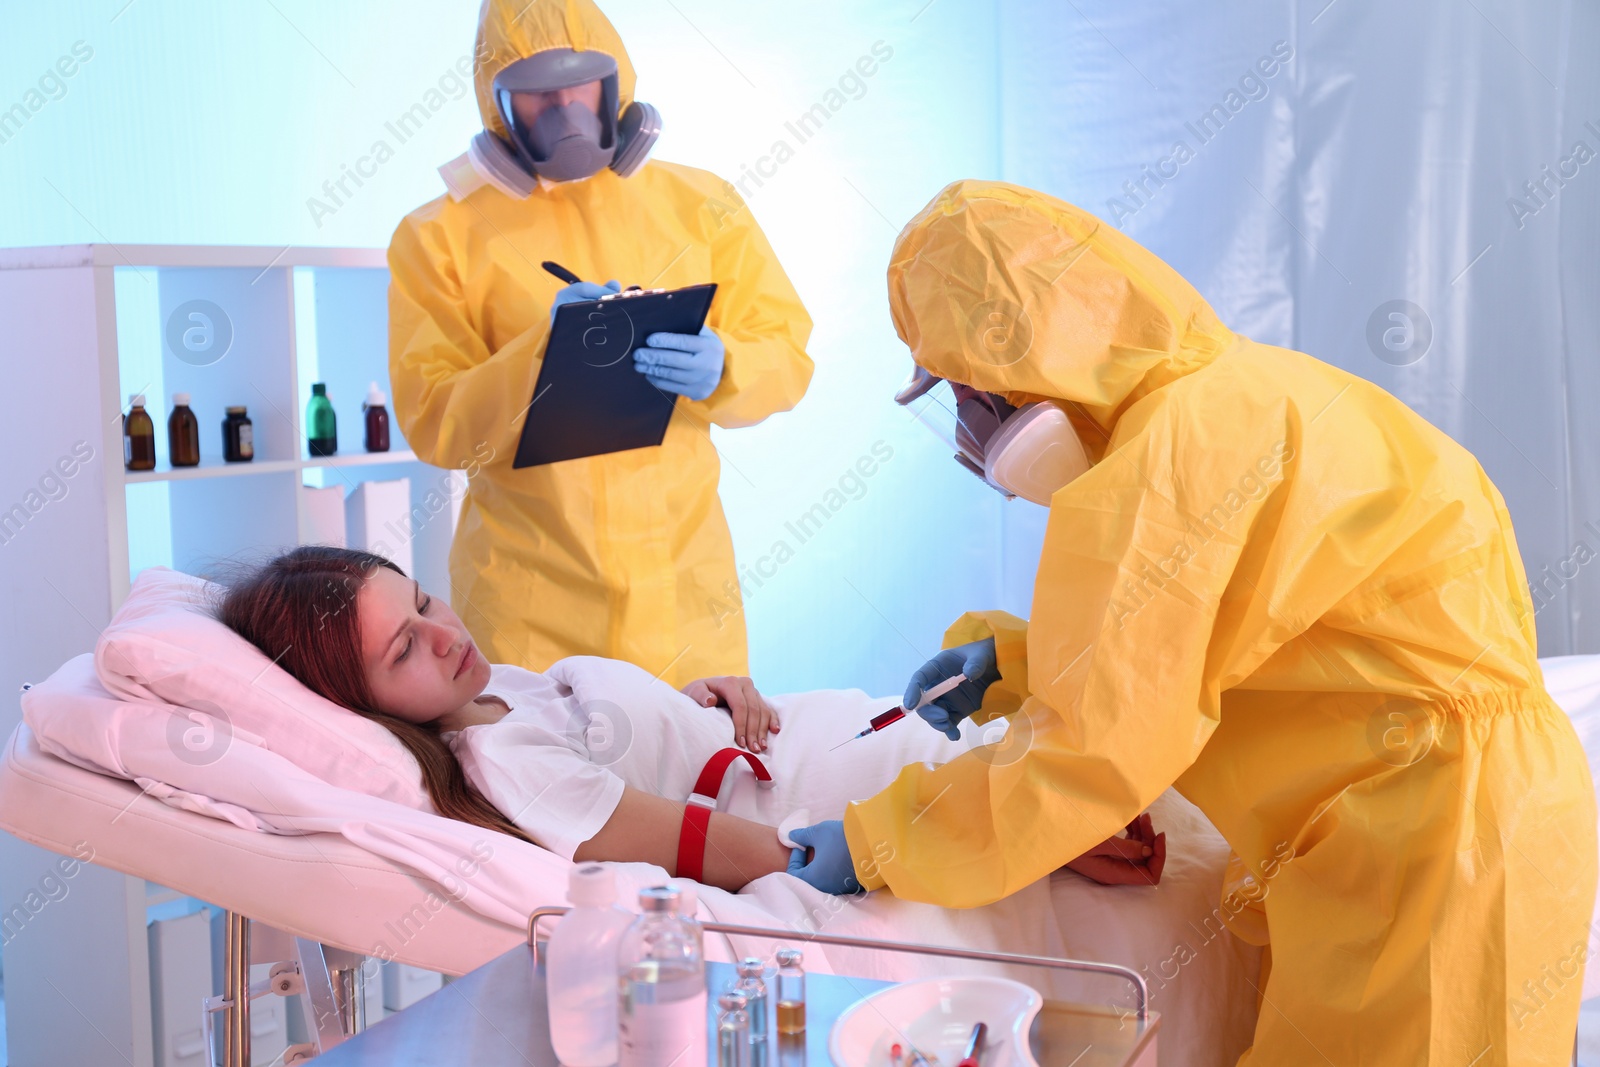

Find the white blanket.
xmin=1541 ymin=655 xmax=1600 ymax=1004
xmin=27 ymin=651 xmax=1260 ymax=1065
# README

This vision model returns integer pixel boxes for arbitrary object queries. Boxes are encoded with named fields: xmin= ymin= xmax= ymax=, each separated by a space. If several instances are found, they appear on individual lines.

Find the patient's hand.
xmin=1063 ymin=813 xmax=1167 ymax=886
xmin=681 ymin=676 xmax=781 ymax=753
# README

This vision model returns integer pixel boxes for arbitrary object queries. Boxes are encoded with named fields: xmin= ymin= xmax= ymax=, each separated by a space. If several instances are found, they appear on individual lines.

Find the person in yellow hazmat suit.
xmin=387 ymin=0 xmax=812 ymax=688
xmin=786 ymin=180 xmax=1597 ymax=1065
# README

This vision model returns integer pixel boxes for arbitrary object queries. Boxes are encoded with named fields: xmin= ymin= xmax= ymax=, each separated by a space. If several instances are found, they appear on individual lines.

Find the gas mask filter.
xmin=522 ymin=99 xmax=611 ymax=182
xmin=894 ymin=365 xmax=1091 ymax=506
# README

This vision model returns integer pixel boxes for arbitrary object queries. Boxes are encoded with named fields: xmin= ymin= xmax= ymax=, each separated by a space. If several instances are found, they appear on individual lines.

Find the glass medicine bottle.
xmin=733 ymin=957 xmax=769 ymax=1042
xmin=362 ymin=381 xmax=390 ymax=453
xmin=222 ymin=406 xmax=254 ymax=462
xmin=617 ymin=885 xmax=706 ymax=1067
xmin=774 ymin=949 xmax=805 ymax=1035
xmin=124 ymin=394 xmax=156 ymax=471
xmin=716 ymin=991 xmax=750 ymax=1067
xmin=307 ymin=382 xmax=337 ymax=457
xmin=168 ymin=392 xmax=200 ymax=467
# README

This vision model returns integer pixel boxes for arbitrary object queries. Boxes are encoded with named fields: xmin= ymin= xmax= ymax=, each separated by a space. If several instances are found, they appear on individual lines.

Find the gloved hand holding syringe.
xmin=829 ymin=673 xmax=969 ymax=751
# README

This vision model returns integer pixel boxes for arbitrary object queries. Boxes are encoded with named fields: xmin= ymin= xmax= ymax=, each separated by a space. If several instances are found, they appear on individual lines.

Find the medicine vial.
xmin=618 ymin=886 xmax=707 ymax=1067
xmin=168 ymin=392 xmax=200 ymax=467
xmin=733 ymin=957 xmax=769 ymax=1042
xmin=362 ymin=381 xmax=390 ymax=453
xmin=306 ymin=382 xmax=337 ymax=457
xmin=774 ymin=949 xmax=805 ymax=1035
xmin=222 ymin=406 xmax=254 ymax=462
xmin=715 ymin=991 xmax=750 ymax=1067
xmin=123 ymin=394 xmax=155 ymax=471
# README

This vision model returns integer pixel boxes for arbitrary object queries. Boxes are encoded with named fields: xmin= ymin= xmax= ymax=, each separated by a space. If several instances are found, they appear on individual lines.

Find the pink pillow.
xmin=94 ymin=567 xmax=430 ymax=810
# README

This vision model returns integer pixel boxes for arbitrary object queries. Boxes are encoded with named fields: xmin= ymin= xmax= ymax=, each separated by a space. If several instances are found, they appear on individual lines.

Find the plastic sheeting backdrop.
xmin=994 ymin=0 xmax=1600 ymax=657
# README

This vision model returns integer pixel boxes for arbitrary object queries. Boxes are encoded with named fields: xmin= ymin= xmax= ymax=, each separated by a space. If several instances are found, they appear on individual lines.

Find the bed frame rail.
xmin=526 ymin=903 xmax=1151 ymax=1023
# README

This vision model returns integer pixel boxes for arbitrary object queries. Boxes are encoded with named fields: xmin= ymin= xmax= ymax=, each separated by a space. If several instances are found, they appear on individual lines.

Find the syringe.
xmin=829 ymin=673 xmax=969 ymax=751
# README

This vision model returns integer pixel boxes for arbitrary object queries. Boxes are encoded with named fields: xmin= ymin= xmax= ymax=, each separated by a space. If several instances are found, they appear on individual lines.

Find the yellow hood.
xmin=473 ymin=0 xmax=636 ymax=141
xmin=887 ymin=180 xmax=1236 ymax=432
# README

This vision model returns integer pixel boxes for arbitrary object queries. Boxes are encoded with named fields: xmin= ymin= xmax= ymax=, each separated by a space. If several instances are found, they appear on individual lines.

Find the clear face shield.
xmin=894 ymin=365 xmax=1092 ymax=506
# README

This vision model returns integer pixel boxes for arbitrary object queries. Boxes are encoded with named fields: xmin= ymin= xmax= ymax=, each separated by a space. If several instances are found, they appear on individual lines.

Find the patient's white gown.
xmin=448 ymin=656 xmax=994 ymax=860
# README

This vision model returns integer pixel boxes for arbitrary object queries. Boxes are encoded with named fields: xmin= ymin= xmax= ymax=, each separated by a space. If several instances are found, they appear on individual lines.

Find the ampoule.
xmin=774 ymin=948 xmax=805 ymax=1035
xmin=734 ymin=957 xmax=770 ymax=1065
xmin=715 ymin=991 xmax=750 ymax=1067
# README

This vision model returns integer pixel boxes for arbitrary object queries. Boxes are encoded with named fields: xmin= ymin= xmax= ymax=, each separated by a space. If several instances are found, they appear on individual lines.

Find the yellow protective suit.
xmin=844 ymin=180 xmax=1597 ymax=1065
xmin=387 ymin=0 xmax=812 ymax=686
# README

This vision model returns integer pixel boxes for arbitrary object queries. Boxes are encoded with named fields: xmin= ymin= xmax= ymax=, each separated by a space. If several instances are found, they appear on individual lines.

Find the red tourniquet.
xmin=676 ymin=748 xmax=772 ymax=883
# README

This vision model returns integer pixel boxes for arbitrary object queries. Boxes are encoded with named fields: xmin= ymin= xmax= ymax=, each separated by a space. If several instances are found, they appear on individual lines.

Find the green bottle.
xmin=307 ymin=382 xmax=337 ymax=457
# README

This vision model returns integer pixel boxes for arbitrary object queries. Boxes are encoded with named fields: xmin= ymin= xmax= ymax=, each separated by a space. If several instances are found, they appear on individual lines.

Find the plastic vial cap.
xmin=638 ymin=885 xmax=680 ymax=913
xmin=737 ymin=957 xmax=765 ymax=978
xmin=173 ymin=392 xmax=191 ymax=406
xmin=775 ymin=949 xmax=803 ymax=969
xmin=718 ymin=992 xmax=749 ymax=1012
xmin=366 ymin=381 xmax=386 ymax=406
xmin=312 ymin=382 xmax=327 ymax=396
xmin=566 ymin=863 xmax=617 ymax=908
xmin=226 ymin=406 xmax=248 ymax=415
xmin=129 ymin=394 xmax=146 ymax=407
xmin=667 ymin=877 xmax=699 ymax=917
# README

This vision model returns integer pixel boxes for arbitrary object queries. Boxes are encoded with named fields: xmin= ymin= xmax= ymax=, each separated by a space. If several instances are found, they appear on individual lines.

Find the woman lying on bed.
xmin=219 ymin=546 xmax=1165 ymax=894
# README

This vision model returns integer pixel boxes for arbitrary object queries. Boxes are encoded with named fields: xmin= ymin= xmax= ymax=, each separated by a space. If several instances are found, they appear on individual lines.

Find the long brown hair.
xmin=215 ymin=545 xmax=532 ymax=845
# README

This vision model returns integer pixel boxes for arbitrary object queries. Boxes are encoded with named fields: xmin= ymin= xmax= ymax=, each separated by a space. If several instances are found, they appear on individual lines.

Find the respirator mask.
xmin=894 ymin=365 xmax=1091 ymax=506
xmin=437 ymin=47 xmax=662 ymax=201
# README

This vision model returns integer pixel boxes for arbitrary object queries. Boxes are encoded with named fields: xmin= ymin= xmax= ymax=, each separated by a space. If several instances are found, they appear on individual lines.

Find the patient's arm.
xmin=1062 ymin=813 xmax=1167 ymax=886
xmin=573 ymin=785 xmax=793 ymax=893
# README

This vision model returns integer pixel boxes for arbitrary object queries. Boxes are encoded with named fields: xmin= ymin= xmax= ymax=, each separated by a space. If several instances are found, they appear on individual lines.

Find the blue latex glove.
xmin=904 ymin=637 xmax=1001 ymax=740
xmin=634 ymin=327 xmax=726 ymax=401
xmin=549 ymin=279 xmax=622 ymax=323
xmin=786 ymin=820 xmax=862 ymax=895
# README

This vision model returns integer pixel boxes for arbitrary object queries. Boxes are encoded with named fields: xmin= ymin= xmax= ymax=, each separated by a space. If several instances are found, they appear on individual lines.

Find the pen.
xmin=541 ymin=260 xmax=582 ymax=285
xmin=543 ymin=260 xmax=643 ymax=294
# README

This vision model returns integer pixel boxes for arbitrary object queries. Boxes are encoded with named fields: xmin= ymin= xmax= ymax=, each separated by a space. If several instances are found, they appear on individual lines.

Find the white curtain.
xmin=995 ymin=0 xmax=1600 ymax=655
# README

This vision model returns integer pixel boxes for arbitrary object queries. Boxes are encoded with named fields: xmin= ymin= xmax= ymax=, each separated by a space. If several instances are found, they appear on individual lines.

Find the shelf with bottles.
xmin=114 ymin=263 xmax=300 ymax=470
xmin=114 ymin=258 xmax=409 ymax=475
xmin=109 ymin=253 xmax=452 ymax=595
xmin=292 ymin=265 xmax=410 ymax=462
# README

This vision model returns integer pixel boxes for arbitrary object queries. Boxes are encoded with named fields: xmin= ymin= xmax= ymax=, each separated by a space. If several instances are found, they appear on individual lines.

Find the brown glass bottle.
xmin=168 ymin=392 xmax=200 ymax=467
xmin=222 ymin=406 xmax=254 ymax=462
xmin=124 ymin=394 xmax=156 ymax=471
xmin=363 ymin=381 xmax=390 ymax=453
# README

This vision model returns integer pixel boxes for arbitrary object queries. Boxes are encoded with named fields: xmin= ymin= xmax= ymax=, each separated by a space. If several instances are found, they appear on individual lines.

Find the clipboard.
xmin=512 ymin=282 xmax=718 ymax=469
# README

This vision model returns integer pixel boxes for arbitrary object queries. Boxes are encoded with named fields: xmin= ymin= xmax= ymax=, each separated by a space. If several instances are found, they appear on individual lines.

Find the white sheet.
xmin=1541 ymin=655 xmax=1600 ymax=1004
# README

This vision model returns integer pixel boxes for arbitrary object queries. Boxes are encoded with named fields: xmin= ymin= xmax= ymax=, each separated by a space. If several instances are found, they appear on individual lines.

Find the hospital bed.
xmin=2 ymin=566 xmax=1597 ymax=1066
xmin=0 ymin=684 xmax=1235 ymax=1067
xmin=0 ymin=668 xmax=1242 ymax=1066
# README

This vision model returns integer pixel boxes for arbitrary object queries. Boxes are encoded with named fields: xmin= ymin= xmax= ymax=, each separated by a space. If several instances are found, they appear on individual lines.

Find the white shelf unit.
xmin=0 ymin=244 xmax=462 ymax=1067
